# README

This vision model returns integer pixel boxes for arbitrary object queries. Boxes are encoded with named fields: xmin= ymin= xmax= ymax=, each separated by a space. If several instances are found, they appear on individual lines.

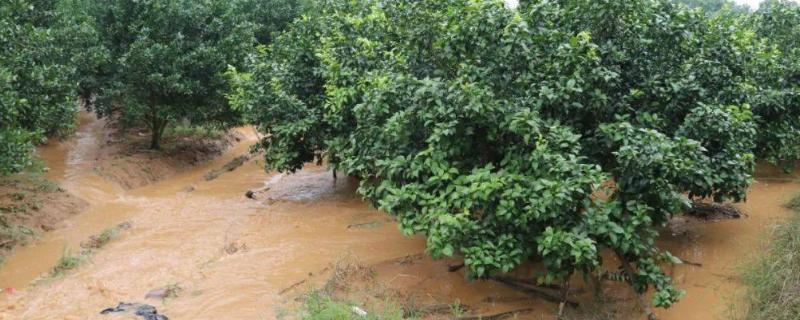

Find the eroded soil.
xmin=0 ymin=114 xmax=796 ymax=320
xmin=81 ymin=113 xmax=243 ymax=190
xmin=0 ymin=173 xmax=88 ymax=258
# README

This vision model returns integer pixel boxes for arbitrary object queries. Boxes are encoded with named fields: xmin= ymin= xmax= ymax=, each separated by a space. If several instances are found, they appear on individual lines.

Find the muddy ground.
xmin=86 ymin=114 xmax=244 ymax=190
xmin=0 ymin=172 xmax=88 ymax=258
xmin=0 ymin=112 xmax=240 ymax=265
xmin=0 ymin=113 xmax=797 ymax=320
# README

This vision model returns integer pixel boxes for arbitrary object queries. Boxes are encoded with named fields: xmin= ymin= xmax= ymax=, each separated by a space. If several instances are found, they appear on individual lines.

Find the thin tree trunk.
xmin=557 ymin=279 xmax=570 ymax=319
xmin=591 ymin=272 xmax=603 ymax=300
xmin=489 ymin=276 xmax=579 ymax=306
xmin=147 ymin=95 xmax=166 ymax=150
xmin=615 ymin=251 xmax=659 ymax=320
xmin=150 ymin=127 xmax=161 ymax=150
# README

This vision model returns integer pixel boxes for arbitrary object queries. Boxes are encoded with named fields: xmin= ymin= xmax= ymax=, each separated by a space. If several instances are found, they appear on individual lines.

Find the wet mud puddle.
xmin=0 ymin=114 xmax=796 ymax=319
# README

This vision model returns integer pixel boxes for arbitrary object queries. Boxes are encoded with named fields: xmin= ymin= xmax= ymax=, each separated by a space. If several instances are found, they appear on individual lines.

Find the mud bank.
xmin=71 ymin=112 xmax=243 ymax=190
xmin=0 ymin=172 xmax=88 ymax=259
xmin=0 ymin=113 xmax=797 ymax=319
xmin=0 ymin=112 xmax=248 ymax=290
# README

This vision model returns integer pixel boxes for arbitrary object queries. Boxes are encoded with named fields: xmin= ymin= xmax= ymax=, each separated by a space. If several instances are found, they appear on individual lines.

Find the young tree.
xmin=90 ymin=0 xmax=255 ymax=149
xmin=231 ymin=0 xmax=756 ymax=317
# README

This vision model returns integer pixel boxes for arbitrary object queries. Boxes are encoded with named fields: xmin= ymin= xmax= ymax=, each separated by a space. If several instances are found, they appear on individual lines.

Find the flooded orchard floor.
xmin=0 ymin=115 xmax=796 ymax=319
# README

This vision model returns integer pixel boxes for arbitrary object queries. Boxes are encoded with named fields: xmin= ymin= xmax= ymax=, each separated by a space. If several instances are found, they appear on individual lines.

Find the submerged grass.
xmin=300 ymin=291 xmax=405 ymax=320
xmin=294 ymin=257 xmax=443 ymax=320
xmin=47 ymin=222 xmax=130 ymax=278
xmin=164 ymin=124 xmax=224 ymax=140
xmin=80 ymin=222 xmax=130 ymax=250
xmin=50 ymin=249 xmax=86 ymax=277
xmin=740 ymin=194 xmax=800 ymax=320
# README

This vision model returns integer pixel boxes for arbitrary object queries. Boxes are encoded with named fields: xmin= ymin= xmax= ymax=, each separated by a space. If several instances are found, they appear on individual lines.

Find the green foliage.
xmin=232 ymin=0 xmax=766 ymax=311
xmin=56 ymin=0 xmax=111 ymax=101
xmin=0 ymin=130 xmax=36 ymax=176
xmin=49 ymin=248 xmax=85 ymax=277
xmin=748 ymin=0 xmax=800 ymax=165
xmin=87 ymin=0 xmax=256 ymax=149
xmin=673 ymin=0 xmax=751 ymax=13
xmin=299 ymin=291 xmax=405 ymax=320
xmin=0 ymin=0 xmax=80 ymax=175
xmin=233 ymin=0 xmax=305 ymax=45
xmin=163 ymin=124 xmax=225 ymax=141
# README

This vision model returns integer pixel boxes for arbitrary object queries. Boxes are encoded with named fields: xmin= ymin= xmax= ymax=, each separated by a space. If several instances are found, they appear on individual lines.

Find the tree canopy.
xmin=2 ymin=0 xmax=800 ymax=318
xmin=1 ymin=0 xmax=79 ymax=175
xmin=229 ymin=0 xmax=768 ymax=315
xmin=87 ymin=0 xmax=256 ymax=149
xmin=673 ymin=0 xmax=751 ymax=12
xmin=749 ymin=0 xmax=800 ymax=165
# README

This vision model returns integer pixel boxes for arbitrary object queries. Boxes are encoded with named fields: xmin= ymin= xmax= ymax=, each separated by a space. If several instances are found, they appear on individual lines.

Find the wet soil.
xmin=89 ymin=115 xmax=243 ymax=190
xmin=0 ymin=173 xmax=88 ymax=256
xmin=0 ymin=114 xmax=796 ymax=319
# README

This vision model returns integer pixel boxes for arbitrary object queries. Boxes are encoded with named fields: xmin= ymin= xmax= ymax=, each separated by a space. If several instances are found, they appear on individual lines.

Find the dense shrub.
xmin=749 ymin=0 xmax=800 ymax=166
xmin=80 ymin=0 xmax=305 ymax=150
xmin=231 ymin=0 xmax=760 ymax=315
xmin=673 ymin=0 xmax=751 ymax=12
xmin=0 ymin=0 xmax=79 ymax=175
xmin=86 ymin=0 xmax=256 ymax=149
xmin=234 ymin=0 xmax=305 ymax=45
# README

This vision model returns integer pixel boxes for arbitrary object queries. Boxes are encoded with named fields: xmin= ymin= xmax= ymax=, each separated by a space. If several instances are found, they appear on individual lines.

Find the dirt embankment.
xmin=0 ymin=173 xmax=88 ymax=257
xmin=93 ymin=125 xmax=243 ymax=190
xmin=0 ymin=113 xmax=242 ymax=261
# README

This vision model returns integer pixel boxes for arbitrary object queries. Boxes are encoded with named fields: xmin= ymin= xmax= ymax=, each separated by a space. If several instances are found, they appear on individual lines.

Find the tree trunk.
xmin=615 ymin=251 xmax=659 ymax=320
xmin=79 ymin=92 xmax=92 ymax=110
xmin=591 ymin=272 xmax=603 ymax=300
xmin=147 ymin=95 xmax=166 ymax=150
xmin=150 ymin=128 xmax=162 ymax=150
xmin=557 ymin=279 xmax=570 ymax=319
xmin=489 ymin=276 xmax=579 ymax=306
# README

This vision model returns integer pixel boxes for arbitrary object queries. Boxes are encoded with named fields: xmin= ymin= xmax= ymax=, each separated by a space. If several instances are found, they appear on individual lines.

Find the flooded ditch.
xmin=0 ymin=114 xmax=796 ymax=319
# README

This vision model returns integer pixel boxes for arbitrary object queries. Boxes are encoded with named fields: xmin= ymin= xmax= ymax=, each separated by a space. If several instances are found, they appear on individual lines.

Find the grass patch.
xmin=786 ymin=194 xmax=800 ymax=211
xmin=50 ymin=249 xmax=87 ymax=277
xmin=164 ymin=124 xmax=225 ymax=140
xmin=80 ymin=222 xmax=131 ymax=250
xmin=0 ymin=225 xmax=35 ymax=249
xmin=299 ymin=290 xmax=405 ymax=320
xmin=0 ymin=170 xmax=60 ymax=193
xmin=0 ymin=167 xmax=63 ymax=255
xmin=48 ymin=222 xmax=131 ymax=278
xmin=292 ymin=257 xmax=466 ymax=319
xmin=740 ymin=194 xmax=800 ymax=320
xmin=204 ymin=155 xmax=250 ymax=181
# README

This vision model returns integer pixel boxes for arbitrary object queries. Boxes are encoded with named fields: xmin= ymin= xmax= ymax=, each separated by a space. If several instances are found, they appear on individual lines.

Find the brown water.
xmin=0 ymin=114 xmax=796 ymax=319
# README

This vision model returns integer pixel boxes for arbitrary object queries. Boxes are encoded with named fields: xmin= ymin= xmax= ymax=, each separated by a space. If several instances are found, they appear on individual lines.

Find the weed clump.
xmin=164 ymin=125 xmax=225 ymax=141
xmin=741 ymin=194 xmax=800 ymax=320
xmin=50 ymin=249 xmax=87 ymax=277
xmin=80 ymin=221 xmax=131 ymax=250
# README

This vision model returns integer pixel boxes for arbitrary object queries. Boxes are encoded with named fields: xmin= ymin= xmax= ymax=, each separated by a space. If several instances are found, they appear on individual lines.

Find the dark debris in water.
xmin=100 ymin=302 xmax=169 ymax=320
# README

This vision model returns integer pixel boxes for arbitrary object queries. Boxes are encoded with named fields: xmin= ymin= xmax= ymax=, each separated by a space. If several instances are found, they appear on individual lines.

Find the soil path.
xmin=0 ymin=114 xmax=796 ymax=319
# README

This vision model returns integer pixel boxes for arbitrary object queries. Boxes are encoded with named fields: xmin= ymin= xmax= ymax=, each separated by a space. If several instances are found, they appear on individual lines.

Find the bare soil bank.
xmin=93 ymin=124 xmax=243 ymax=190
xmin=0 ymin=112 xmax=240 ymax=264
xmin=0 ymin=173 xmax=88 ymax=259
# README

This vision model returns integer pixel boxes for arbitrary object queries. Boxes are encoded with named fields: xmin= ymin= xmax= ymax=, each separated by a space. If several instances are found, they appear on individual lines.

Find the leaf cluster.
xmin=231 ymin=0 xmax=770 ymax=309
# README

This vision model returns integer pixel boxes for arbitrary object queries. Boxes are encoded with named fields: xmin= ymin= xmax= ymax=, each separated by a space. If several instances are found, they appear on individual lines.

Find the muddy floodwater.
xmin=0 ymin=114 xmax=796 ymax=319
